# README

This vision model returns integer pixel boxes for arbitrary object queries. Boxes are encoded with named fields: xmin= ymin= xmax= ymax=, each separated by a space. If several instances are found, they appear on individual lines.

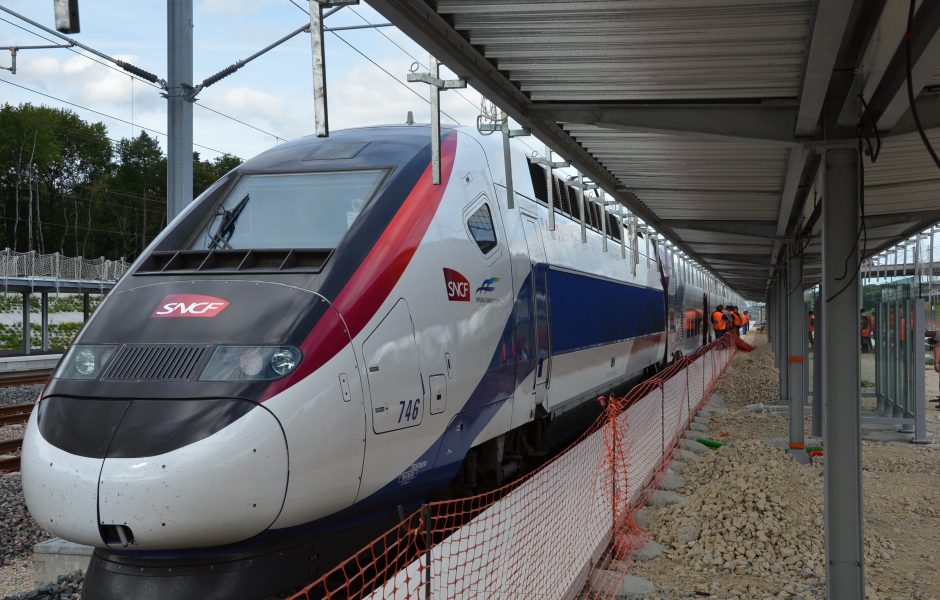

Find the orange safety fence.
xmin=288 ymin=335 xmax=737 ymax=600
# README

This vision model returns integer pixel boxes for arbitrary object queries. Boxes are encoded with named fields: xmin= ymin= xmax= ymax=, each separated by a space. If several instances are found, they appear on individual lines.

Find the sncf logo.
xmin=443 ymin=268 xmax=470 ymax=302
xmin=152 ymin=294 xmax=230 ymax=318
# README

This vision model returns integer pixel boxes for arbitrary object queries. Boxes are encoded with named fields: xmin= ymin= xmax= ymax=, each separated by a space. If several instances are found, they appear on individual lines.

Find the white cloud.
xmin=14 ymin=52 xmax=164 ymax=113
xmin=326 ymin=61 xmax=481 ymax=131
xmin=197 ymin=0 xmax=281 ymax=17
xmin=214 ymin=86 xmax=298 ymax=136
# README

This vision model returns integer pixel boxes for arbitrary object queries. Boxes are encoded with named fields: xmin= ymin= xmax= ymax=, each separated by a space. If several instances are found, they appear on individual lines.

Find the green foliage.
xmin=0 ymin=293 xmax=102 ymax=313
xmin=0 ymin=103 xmax=244 ymax=261
xmin=0 ymin=321 xmax=84 ymax=350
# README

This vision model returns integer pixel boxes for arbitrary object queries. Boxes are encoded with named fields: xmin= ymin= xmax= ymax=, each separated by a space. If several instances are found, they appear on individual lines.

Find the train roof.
xmin=238 ymin=124 xmax=459 ymax=173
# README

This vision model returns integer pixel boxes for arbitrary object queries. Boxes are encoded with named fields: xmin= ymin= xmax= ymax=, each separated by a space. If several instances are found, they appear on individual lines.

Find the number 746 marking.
xmin=398 ymin=398 xmax=421 ymax=423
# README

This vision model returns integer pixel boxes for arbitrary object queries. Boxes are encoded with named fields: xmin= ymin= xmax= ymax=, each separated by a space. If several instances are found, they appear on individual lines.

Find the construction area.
xmin=2 ymin=0 xmax=940 ymax=599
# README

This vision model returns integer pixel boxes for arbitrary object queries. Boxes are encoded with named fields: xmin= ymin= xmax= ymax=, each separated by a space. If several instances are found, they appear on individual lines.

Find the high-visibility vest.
xmin=731 ymin=311 xmax=742 ymax=327
xmin=711 ymin=310 xmax=726 ymax=331
xmin=742 ymin=314 xmax=750 ymax=325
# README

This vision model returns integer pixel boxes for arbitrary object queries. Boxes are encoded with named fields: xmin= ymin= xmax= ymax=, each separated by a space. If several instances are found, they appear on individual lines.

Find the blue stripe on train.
xmin=548 ymin=268 xmax=665 ymax=354
xmin=175 ymin=269 xmax=667 ymax=552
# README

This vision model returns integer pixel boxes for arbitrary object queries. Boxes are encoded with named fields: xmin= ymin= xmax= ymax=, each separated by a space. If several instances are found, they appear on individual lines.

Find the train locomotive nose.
xmin=23 ymin=396 xmax=288 ymax=550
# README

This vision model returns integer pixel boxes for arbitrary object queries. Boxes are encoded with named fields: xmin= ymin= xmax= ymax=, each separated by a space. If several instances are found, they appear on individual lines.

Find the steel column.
xmin=813 ymin=286 xmax=824 ymax=438
xmin=778 ymin=268 xmax=789 ymax=405
xmin=309 ymin=0 xmax=328 ymax=137
xmin=21 ymin=292 xmax=30 ymax=354
xmin=83 ymin=292 xmax=90 ymax=323
xmin=822 ymin=148 xmax=865 ymax=599
xmin=913 ymin=299 xmax=928 ymax=443
xmin=167 ymin=0 xmax=193 ymax=219
xmin=40 ymin=292 xmax=49 ymax=351
xmin=787 ymin=249 xmax=805 ymax=445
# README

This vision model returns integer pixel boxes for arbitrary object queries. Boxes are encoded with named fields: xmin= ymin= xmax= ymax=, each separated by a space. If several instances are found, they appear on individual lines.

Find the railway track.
xmin=0 ymin=369 xmax=52 ymax=388
xmin=0 ymin=437 xmax=23 ymax=473
xmin=0 ymin=403 xmax=34 ymax=427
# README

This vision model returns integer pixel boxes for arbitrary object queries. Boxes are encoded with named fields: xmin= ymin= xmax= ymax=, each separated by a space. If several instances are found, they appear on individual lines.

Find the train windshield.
xmin=189 ymin=170 xmax=385 ymax=250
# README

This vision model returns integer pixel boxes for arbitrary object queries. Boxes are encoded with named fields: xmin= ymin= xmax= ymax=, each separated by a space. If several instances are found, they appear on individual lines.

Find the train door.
xmin=362 ymin=299 xmax=424 ymax=434
xmin=521 ymin=213 xmax=551 ymax=405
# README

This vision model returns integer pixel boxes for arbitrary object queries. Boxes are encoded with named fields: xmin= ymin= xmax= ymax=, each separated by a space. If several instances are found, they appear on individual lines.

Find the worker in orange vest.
xmin=711 ymin=304 xmax=727 ymax=338
xmin=741 ymin=310 xmax=750 ymax=335
xmin=860 ymin=310 xmax=873 ymax=353
xmin=730 ymin=306 xmax=743 ymax=334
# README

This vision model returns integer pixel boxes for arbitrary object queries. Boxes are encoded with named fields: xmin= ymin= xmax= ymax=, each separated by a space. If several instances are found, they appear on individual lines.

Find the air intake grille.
xmin=102 ymin=344 xmax=211 ymax=381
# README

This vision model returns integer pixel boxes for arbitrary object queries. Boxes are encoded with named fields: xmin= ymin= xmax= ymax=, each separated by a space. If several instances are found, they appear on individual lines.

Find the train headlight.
xmin=200 ymin=346 xmax=302 ymax=381
xmin=75 ymin=349 xmax=96 ymax=375
xmin=270 ymin=348 xmax=299 ymax=376
xmin=55 ymin=345 xmax=117 ymax=379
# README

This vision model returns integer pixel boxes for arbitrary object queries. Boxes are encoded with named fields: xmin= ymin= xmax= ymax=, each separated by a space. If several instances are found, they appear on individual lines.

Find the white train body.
xmin=22 ymin=125 xmax=736 ymax=570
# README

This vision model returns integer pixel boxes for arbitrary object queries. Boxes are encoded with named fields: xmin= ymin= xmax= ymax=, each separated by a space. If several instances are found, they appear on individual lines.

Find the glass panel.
xmin=189 ymin=170 xmax=384 ymax=251
xmin=467 ymin=203 xmax=498 ymax=254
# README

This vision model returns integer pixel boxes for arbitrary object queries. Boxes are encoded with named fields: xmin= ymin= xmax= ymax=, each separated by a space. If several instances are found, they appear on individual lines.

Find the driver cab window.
xmin=467 ymin=203 xmax=498 ymax=254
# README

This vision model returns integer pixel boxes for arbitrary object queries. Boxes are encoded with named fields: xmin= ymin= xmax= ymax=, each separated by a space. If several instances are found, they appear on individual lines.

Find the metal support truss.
xmin=408 ymin=54 xmax=467 ymax=185
xmin=531 ymin=144 xmax=569 ymax=229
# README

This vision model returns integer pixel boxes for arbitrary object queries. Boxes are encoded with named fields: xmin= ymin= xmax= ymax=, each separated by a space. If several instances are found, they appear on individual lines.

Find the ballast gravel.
xmin=0 ymin=384 xmax=42 ymax=409
xmin=0 ymin=475 xmax=52 ymax=569
xmin=641 ymin=439 xmax=895 ymax=598
xmin=629 ymin=334 xmax=940 ymax=600
xmin=1 ymin=571 xmax=83 ymax=600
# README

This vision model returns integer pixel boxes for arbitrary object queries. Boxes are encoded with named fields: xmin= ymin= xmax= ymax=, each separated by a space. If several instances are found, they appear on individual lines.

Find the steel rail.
xmin=0 ymin=456 xmax=20 ymax=474
xmin=0 ymin=370 xmax=52 ymax=388
xmin=0 ymin=403 xmax=34 ymax=427
xmin=0 ymin=437 xmax=23 ymax=454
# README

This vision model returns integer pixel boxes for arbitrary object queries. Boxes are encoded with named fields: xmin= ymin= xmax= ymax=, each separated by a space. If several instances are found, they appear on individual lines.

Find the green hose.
xmin=696 ymin=438 xmax=724 ymax=449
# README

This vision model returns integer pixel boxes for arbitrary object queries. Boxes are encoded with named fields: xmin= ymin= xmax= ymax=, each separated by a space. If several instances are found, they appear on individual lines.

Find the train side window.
xmin=467 ymin=203 xmax=498 ymax=255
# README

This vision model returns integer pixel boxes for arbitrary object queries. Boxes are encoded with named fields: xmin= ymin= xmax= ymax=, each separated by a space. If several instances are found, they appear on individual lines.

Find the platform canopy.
xmin=370 ymin=0 xmax=940 ymax=299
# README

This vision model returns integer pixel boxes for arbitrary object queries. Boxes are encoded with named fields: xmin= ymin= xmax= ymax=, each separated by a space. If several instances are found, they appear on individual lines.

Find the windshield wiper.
xmin=207 ymin=193 xmax=250 ymax=250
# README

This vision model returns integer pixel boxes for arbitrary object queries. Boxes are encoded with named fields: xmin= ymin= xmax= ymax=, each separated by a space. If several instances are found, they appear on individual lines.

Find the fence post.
xmin=422 ymin=504 xmax=432 ymax=600
xmin=660 ymin=380 xmax=666 ymax=458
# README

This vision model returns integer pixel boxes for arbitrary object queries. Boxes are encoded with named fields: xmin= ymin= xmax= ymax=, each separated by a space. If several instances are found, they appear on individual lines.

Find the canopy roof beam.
xmin=795 ymin=0 xmax=857 ymax=137
xmin=866 ymin=0 xmax=940 ymax=131
xmin=527 ymin=103 xmax=797 ymax=144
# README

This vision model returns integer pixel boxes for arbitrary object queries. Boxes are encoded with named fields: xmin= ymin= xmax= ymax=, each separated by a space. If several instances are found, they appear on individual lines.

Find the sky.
xmin=0 ymin=0 xmax=486 ymax=160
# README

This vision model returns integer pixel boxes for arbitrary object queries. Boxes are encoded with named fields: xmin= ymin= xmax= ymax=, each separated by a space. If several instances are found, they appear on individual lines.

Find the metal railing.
xmin=0 ymin=249 xmax=129 ymax=284
xmin=874 ymin=297 xmax=928 ymax=443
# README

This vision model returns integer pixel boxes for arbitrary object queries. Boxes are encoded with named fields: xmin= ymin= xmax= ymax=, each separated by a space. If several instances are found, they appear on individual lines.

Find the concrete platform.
xmin=33 ymin=538 xmax=93 ymax=586
xmin=0 ymin=353 xmax=62 ymax=372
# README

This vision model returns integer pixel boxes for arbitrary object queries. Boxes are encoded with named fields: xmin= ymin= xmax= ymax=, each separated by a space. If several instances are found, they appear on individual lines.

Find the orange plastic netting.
xmin=288 ymin=335 xmax=736 ymax=600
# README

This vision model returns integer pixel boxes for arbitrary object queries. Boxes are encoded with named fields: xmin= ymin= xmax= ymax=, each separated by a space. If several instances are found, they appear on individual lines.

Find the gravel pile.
xmin=0 ymin=385 xmax=43 ymax=408
xmin=0 ymin=475 xmax=52 ymax=568
xmin=640 ymin=439 xmax=896 ymax=599
xmin=2 ymin=571 xmax=83 ymax=600
xmin=711 ymin=342 xmax=778 ymax=409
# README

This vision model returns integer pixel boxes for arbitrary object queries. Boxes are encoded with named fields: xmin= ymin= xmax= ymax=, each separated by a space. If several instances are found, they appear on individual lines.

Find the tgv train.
xmin=22 ymin=125 xmax=738 ymax=598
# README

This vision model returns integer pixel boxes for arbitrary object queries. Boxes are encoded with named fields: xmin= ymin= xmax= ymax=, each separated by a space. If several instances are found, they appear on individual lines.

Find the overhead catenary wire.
xmin=7 ymin=184 xmax=167 ymax=217
xmin=0 ymin=5 xmax=164 ymax=85
xmin=0 ymin=15 xmax=287 ymax=146
xmin=285 ymin=0 xmax=461 ymax=125
xmin=342 ymin=3 xmax=542 ymax=158
xmin=326 ymin=29 xmax=462 ymax=125
xmin=0 ymin=78 xmax=236 ymax=158
xmin=0 ymin=107 xmax=225 ymax=177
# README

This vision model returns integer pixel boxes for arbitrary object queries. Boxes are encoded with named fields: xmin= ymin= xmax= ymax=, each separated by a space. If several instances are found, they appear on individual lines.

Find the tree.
xmin=106 ymin=132 xmax=167 ymax=255
xmin=193 ymin=151 xmax=242 ymax=196
xmin=0 ymin=103 xmax=243 ymax=261
xmin=0 ymin=103 xmax=112 ymax=254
